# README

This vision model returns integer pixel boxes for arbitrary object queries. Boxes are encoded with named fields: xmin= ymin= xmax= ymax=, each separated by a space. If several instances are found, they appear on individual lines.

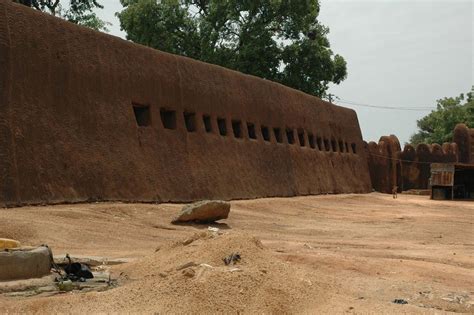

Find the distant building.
xmin=430 ymin=163 xmax=474 ymax=200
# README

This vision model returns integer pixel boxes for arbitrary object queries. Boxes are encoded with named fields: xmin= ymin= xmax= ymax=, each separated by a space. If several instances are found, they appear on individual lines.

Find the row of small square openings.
xmin=132 ymin=104 xmax=357 ymax=154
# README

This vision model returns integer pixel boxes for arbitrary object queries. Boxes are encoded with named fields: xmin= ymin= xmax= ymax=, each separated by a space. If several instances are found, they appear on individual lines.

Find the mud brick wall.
xmin=366 ymin=135 xmax=459 ymax=193
xmin=366 ymin=136 xmax=401 ymax=194
xmin=454 ymin=124 xmax=474 ymax=164
xmin=0 ymin=1 xmax=372 ymax=207
xmin=399 ymin=143 xmax=458 ymax=191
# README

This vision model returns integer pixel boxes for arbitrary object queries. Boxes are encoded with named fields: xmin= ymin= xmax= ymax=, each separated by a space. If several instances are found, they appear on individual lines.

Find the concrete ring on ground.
xmin=0 ymin=246 xmax=52 ymax=281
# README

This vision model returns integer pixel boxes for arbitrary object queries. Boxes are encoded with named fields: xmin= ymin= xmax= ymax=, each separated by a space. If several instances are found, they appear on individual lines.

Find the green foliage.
xmin=13 ymin=0 xmax=109 ymax=31
xmin=409 ymin=87 xmax=474 ymax=145
xmin=117 ymin=0 xmax=347 ymax=97
xmin=63 ymin=1 xmax=111 ymax=31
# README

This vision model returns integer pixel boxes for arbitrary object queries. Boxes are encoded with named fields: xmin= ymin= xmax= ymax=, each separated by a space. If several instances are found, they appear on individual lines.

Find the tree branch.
xmin=31 ymin=0 xmax=41 ymax=10
xmin=46 ymin=0 xmax=60 ymax=15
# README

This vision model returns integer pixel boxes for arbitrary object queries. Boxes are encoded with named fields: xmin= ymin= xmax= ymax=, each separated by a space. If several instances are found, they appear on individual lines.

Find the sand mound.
xmin=108 ymin=230 xmax=323 ymax=313
xmin=0 ymin=230 xmax=324 ymax=313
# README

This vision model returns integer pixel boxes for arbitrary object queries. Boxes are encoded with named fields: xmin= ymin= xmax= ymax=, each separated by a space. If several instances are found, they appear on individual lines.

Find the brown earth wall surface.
xmin=0 ymin=1 xmax=371 ymax=207
xmin=454 ymin=124 xmax=474 ymax=164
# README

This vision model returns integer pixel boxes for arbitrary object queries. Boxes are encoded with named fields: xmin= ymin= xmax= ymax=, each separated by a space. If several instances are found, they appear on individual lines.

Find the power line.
xmin=337 ymin=99 xmax=434 ymax=111
xmin=334 ymin=97 xmax=435 ymax=111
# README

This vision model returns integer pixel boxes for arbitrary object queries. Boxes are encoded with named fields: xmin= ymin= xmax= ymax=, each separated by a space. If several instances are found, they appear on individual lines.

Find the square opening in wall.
xmin=298 ymin=129 xmax=305 ymax=147
xmin=203 ymin=115 xmax=212 ymax=133
xmin=339 ymin=140 xmax=344 ymax=152
xmin=232 ymin=120 xmax=242 ymax=138
xmin=184 ymin=112 xmax=196 ymax=132
xmin=317 ymin=137 xmax=322 ymax=150
xmin=133 ymin=103 xmax=151 ymax=127
xmin=247 ymin=123 xmax=257 ymax=139
xmin=274 ymin=128 xmax=283 ymax=143
xmin=324 ymin=139 xmax=330 ymax=151
xmin=331 ymin=139 xmax=337 ymax=152
xmin=308 ymin=133 xmax=315 ymax=149
xmin=351 ymin=143 xmax=357 ymax=154
xmin=261 ymin=126 xmax=270 ymax=142
xmin=160 ymin=108 xmax=176 ymax=130
xmin=217 ymin=118 xmax=227 ymax=136
xmin=345 ymin=142 xmax=349 ymax=153
xmin=286 ymin=128 xmax=295 ymax=144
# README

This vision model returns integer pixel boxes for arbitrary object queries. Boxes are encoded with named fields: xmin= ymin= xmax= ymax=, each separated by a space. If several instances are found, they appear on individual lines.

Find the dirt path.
xmin=0 ymin=193 xmax=473 ymax=313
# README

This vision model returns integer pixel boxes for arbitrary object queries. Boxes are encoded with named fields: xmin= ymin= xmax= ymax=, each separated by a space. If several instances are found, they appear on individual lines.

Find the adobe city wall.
xmin=0 ymin=1 xmax=371 ymax=207
xmin=454 ymin=124 xmax=474 ymax=164
xmin=366 ymin=123 xmax=472 ymax=193
xmin=399 ymin=142 xmax=458 ymax=191
xmin=366 ymin=136 xmax=401 ymax=194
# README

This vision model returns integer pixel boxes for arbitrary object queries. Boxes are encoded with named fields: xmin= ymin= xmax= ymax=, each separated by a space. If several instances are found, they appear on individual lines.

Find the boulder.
xmin=172 ymin=200 xmax=230 ymax=224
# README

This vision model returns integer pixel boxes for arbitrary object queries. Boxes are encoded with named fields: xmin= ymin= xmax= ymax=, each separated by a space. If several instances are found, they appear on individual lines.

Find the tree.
xmin=117 ymin=0 xmax=347 ymax=98
xmin=13 ymin=0 xmax=109 ymax=31
xmin=409 ymin=87 xmax=474 ymax=145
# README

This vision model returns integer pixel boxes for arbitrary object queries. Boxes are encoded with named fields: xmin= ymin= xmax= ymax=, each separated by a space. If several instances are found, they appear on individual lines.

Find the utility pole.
xmin=327 ymin=93 xmax=333 ymax=103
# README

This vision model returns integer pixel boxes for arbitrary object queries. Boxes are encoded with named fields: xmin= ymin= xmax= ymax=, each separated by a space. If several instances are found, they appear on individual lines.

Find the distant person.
xmin=392 ymin=186 xmax=398 ymax=199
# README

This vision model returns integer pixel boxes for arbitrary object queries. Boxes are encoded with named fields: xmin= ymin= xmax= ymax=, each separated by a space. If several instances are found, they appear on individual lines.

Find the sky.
xmin=95 ymin=0 xmax=473 ymax=144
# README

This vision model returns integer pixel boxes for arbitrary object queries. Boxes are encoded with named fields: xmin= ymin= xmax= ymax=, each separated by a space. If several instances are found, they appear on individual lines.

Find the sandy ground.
xmin=0 ymin=193 xmax=473 ymax=314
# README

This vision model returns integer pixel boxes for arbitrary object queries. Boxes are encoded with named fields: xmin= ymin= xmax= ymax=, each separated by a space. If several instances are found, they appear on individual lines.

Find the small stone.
xmin=159 ymin=272 xmax=168 ymax=278
xmin=207 ymin=226 xmax=220 ymax=234
xmin=199 ymin=263 xmax=214 ymax=269
xmin=182 ymin=268 xmax=195 ymax=278
xmin=176 ymin=262 xmax=198 ymax=271
xmin=57 ymin=280 xmax=74 ymax=292
xmin=36 ymin=285 xmax=57 ymax=293
xmin=182 ymin=238 xmax=194 ymax=246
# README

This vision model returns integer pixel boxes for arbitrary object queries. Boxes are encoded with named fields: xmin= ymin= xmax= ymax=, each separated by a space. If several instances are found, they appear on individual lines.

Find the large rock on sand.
xmin=172 ymin=200 xmax=230 ymax=224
